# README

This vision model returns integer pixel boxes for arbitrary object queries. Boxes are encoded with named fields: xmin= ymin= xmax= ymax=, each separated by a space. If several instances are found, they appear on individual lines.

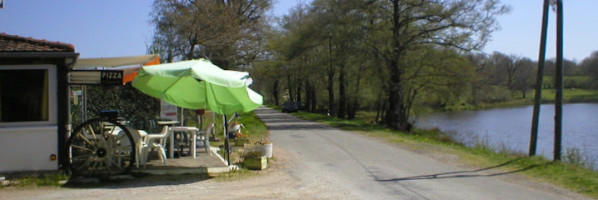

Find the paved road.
xmin=1 ymin=107 xmax=589 ymax=200
xmin=255 ymin=107 xmax=588 ymax=200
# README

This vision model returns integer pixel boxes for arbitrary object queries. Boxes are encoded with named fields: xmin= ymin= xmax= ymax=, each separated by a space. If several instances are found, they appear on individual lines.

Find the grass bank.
xmin=289 ymin=110 xmax=598 ymax=199
xmin=445 ymin=88 xmax=598 ymax=111
xmin=540 ymin=88 xmax=598 ymax=102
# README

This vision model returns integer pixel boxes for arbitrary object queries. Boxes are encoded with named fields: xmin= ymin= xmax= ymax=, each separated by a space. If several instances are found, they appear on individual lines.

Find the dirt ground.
xmin=0 ymin=146 xmax=345 ymax=200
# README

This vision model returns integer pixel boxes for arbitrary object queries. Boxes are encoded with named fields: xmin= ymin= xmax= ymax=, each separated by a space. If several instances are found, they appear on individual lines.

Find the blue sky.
xmin=0 ymin=0 xmax=596 ymax=61
xmin=485 ymin=0 xmax=598 ymax=62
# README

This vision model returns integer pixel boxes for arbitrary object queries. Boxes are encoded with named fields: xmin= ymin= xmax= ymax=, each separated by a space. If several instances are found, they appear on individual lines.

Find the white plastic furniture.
xmin=169 ymin=126 xmax=200 ymax=158
xmin=112 ymin=127 xmax=147 ymax=168
xmin=201 ymin=123 xmax=215 ymax=155
xmin=141 ymin=125 xmax=170 ymax=166
xmin=133 ymin=130 xmax=148 ymax=167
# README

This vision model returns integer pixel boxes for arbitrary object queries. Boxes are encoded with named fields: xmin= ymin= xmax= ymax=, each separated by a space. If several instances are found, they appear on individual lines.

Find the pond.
xmin=414 ymin=103 xmax=598 ymax=169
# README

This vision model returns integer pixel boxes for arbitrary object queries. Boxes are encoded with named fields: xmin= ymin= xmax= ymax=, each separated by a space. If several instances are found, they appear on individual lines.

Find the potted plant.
xmin=243 ymin=147 xmax=267 ymax=170
xmin=256 ymin=138 xmax=273 ymax=158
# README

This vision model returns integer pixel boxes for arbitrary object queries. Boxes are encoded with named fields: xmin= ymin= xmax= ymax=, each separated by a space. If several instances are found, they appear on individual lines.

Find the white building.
xmin=0 ymin=33 xmax=78 ymax=174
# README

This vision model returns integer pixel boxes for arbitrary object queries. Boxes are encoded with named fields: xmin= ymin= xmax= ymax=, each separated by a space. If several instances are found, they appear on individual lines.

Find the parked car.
xmin=281 ymin=101 xmax=299 ymax=113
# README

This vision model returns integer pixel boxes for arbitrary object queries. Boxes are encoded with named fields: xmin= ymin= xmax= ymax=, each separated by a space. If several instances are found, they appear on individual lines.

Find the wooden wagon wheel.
xmin=66 ymin=118 xmax=135 ymax=177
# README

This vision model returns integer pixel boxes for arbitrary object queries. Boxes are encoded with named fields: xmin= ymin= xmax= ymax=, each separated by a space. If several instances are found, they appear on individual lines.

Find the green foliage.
xmin=70 ymin=84 xmax=160 ymax=126
xmin=252 ymin=0 xmax=513 ymax=130
xmin=474 ymin=85 xmax=512 ymax=104
xmin=580 ymin=51 xmax=598 ymax=89
xmin=403 ymin=48 xmax=475 ymax=112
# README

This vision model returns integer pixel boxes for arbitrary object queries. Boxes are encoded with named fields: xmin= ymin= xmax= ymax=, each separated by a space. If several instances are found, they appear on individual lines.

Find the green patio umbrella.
xmin=132 ymin=59 xmax=263 ymax=115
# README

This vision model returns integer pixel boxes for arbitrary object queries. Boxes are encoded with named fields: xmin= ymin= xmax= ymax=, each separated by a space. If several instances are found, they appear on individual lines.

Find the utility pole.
xmin=529 ymin=0 xmax=551 ymax=156
xmin=554 ymin=0 xmax=564 ymax=161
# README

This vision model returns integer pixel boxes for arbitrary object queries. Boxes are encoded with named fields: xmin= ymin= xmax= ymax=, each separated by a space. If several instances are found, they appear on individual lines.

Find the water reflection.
xmin=414 ymin=103 xmax=598 ymax=169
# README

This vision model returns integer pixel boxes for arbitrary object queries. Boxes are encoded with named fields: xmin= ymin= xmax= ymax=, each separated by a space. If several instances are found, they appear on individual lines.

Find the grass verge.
xmin=290 ymin=110 xmax=598 ymax=199
xmin=1 ymin=173 xmax=69 ymax=188
xmin=211 ymin=168 xmax=257 ymax=182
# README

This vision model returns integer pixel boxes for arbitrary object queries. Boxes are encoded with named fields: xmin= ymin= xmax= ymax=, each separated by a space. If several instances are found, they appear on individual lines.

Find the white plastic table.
xmin=169 ymin=126 xmax=200 ymax=159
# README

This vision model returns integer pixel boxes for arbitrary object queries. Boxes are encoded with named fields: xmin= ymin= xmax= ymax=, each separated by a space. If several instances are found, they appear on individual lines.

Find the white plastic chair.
xmin=111 ymin=127 xmax=146 ymax=168
xmin=140 ymin=125 xmax=170 ymax=166
xmin=200 ymin=123 xmax=215 ymax=155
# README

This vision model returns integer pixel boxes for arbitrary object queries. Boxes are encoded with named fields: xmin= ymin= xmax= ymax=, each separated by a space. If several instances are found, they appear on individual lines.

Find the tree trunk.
xmin=375 ymin=95 xmax=381 ymax=123
xmin=272 ymin=79 xmax=279 ymax=106
xmin=327 ymin=71 xmax=335 ymax=115
xmin=167 ymin=49 xmax=174 ymax=63
xmin=327 ymin=35 xmax=335 ymax=115
xmin=287 ymin=74 xmax=294 ymax=102
xmin=385 ymin=60 xmax=402 ymax=130
xmin=188 ymin=39 xmax=196 ymax=60
xmin=380 ymin=98 xmax=388 ymax=125
xmin=348 ymin=64 xmax=364 ymax=120
xmin=385 ymin=0 xmax=410 ymax=131
xmin=296 ymin=81 xmax=303 ymax=103
xmin=305 ymin=81 xmax=312 ymax=111
xmin=310 ymin=84 xmax=317 ymax=112
xmin=347 ymin=99 xmax=358 ymax=120
xmin=337 ymin=63 xmax=346 ymax=119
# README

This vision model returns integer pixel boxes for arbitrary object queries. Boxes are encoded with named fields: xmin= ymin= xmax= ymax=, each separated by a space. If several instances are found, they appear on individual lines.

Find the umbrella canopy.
xmin=132 ymin=59 xmax=263 ymax=114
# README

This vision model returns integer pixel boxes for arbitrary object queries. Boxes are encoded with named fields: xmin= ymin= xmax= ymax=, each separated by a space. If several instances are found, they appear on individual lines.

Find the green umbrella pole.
xmin=224 ymin=114 xmax=230 ymax=166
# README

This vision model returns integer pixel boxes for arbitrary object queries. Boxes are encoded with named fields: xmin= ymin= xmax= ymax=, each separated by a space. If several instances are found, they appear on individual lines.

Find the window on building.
xmin=0 ymin=69 xmax=49 ymax=122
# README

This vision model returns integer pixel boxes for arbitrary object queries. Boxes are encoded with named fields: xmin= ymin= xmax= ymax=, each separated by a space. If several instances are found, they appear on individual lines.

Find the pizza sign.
xmin=100 ymin=70 xmax=123 ymax=85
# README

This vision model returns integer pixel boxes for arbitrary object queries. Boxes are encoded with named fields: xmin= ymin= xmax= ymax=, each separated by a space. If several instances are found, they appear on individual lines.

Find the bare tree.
xmin=150 ymin=0 xmax=272 ymax=69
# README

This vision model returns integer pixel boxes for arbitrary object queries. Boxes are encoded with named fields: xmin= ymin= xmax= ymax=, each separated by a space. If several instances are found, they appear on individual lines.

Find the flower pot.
xmin=261 ymin=143 xmax=273 ymax=158
xmin=244 ymin=156 xmax=268 ymax=170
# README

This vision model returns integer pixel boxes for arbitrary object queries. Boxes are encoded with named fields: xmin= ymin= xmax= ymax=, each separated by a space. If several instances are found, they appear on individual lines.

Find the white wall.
xmin=0 ymin=126 xmax=58 ymax=173
xmin=0 ymin=65 xmax=59 ymax=173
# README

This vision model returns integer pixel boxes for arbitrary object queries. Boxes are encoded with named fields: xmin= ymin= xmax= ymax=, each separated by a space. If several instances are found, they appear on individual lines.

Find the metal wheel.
xmin=67 ymin=118 xmax=136 ymax=177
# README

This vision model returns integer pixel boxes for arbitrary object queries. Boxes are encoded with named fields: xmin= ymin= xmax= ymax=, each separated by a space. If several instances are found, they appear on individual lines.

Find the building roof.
xmin=0 ymin=32 xmax=75 ymax=52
